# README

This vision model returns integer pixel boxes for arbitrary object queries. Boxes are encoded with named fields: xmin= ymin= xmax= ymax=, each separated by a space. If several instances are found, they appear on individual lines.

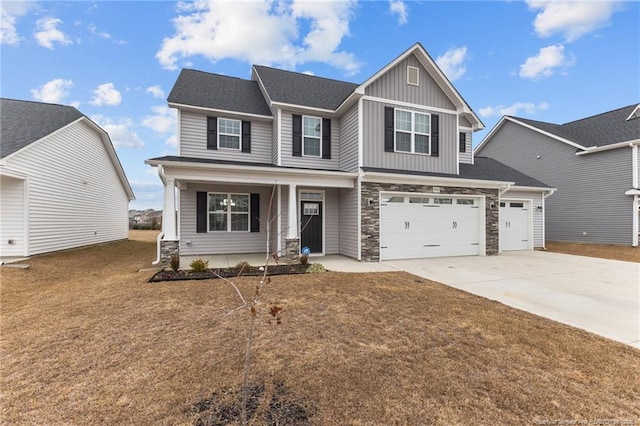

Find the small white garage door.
xmin=380 ymin=193 xmax=483 ymax=260
xmin=499 ymin=201 xmax=531 ymax=251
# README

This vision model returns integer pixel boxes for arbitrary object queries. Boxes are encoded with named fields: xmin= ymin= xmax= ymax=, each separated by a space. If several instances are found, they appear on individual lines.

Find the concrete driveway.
xmin=384 ymin=251 xmax=640 ymax=348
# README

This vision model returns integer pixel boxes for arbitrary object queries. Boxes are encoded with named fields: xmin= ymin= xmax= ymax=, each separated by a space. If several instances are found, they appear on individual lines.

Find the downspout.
xmin=631 ymin=144 xmax=638 ymax=247
xmin=541 ymin=189 xmax=556 ymax=250
xmin=152 ymin=165 xmax=166 ymax=265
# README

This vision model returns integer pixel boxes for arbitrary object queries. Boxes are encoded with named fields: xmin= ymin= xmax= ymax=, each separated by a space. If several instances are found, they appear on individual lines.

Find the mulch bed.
xmin=149 ymin=264 xmax=311 ymax=283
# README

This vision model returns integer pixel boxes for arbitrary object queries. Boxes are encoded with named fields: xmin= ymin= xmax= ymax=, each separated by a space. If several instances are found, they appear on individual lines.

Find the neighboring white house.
xmin=0 ymin=98 xmax=135 ymax=258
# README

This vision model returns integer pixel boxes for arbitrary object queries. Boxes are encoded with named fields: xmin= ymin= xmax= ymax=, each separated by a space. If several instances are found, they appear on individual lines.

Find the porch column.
xmin=288 ymin=184 xmax=297 ymax=238
xmin=163 ymin=178 xmax=177 ymax=240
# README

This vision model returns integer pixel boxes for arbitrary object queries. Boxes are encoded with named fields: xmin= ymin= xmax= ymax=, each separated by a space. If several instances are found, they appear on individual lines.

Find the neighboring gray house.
xmin=476 ymin=104 xmax=640 ymax=247
xmin=146 ymin=43 xmax=553 ymax=263
xmin=0 ymin=99 xmax=135 ymax=258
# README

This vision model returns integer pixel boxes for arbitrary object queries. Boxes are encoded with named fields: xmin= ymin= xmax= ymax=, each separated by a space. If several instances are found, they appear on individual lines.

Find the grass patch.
xmin=1 ymin=235 xmax=638 ymax=424
xmin=545 ymin=241 xmax=639 ymax=263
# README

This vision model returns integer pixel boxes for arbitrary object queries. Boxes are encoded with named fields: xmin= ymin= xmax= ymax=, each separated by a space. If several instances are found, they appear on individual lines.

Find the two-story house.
xmin=146 ymin=43 xmax=553 ymax=264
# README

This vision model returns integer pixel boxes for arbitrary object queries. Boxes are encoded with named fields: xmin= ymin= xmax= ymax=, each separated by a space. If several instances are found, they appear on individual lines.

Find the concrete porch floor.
xmin=179 ymin=253 xmax=397 ymax=273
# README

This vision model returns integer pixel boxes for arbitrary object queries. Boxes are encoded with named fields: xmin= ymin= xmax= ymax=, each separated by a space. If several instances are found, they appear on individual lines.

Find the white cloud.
xmin=156 ymin=0 xmax=360 ymax=75
xmin=1 ymin=0 xmax=35 ymax=45
xmin=519 ymin=44 xmax=573 ymax=80
xmin=526 ymin=0 xmax=621 ymax=42
xmin=436 ymin=46 xmax=468 ymax=82
xmin=146 ymin=85 xmax=165 ymax=99
xmin=30 ymin=78 xmax=74 ymax=103
xmin=389 ymin=0 xmax=408 ymax=25
xmin=91 ymin=83 xmax=122 ymax=106
xmin=91 ymin=115 xmax=144 ymax=149
xmin=34 ymin=17 xmax=72 ymax=49
xmin=88 ymin=23 xmax=111 ymax=39
xmin=142 ymin=105 xmax=176 ymax=135
xmin=479 ymin=101 xmax=549 ymax=118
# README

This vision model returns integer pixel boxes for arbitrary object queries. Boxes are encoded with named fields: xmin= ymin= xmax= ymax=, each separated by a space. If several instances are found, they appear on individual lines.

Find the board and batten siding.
xmin=478 ymin=121 xmax=633 ymax=245
xmin=280 ymin=112 xmax=341 ymax=169
xmin=339 ymin=103 xmax=359 ymax=172
xmin=271 ymin=108 xmax=279 ymax=165
xmin=4 ymin=120 xmax=129 ymax=255
xmin=365 ymin=54 xmax=456 ymax=110
xmin=179 ymin=111 xmax=273 ymax=163
xmin=458 ymin=130 xmax=473 ymax=165
xmin=362 ymin=99 xmax=458 ymax=174
xmin=179 ymin=184 xmax=274 ymax=255
xmin=339 ymin=186 xmax=359 ymax=258
xmin=502 ymin=190 xmax=544 ymax=247
xmin=0 ymin=176 xmax=26 ymax=256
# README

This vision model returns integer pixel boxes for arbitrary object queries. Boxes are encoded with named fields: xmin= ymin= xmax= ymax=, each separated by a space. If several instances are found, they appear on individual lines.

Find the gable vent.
xmin=407 ymin=66 xmax=419 ymax=86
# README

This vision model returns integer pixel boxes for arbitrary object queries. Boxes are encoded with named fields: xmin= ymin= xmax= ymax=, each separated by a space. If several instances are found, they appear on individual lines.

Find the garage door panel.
xmin=500 ymin=201 xmax=530 ymax=251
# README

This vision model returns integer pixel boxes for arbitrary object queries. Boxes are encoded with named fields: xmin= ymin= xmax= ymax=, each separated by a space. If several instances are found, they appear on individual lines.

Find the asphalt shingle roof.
xmin=252 ymin=65 xmax=359 ymax=110
xmin=146 ymin=155 xmax=344 ymax=173
xmin=362 ymin=157 xmax=551 ymax=188
xmin=1 ymin=98 xmax=84 ymax=158
xmin=512 ymin=104 xmax=640 ymax=148
xmin=167 ymin=69 xmax=272 ymax=116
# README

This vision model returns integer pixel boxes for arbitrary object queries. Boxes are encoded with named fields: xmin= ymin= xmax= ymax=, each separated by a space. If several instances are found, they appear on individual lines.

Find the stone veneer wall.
xmin=160 ymin=240 xmax=179 ymax=264
xmin=360 ymin=182 xmax=499 ymax=261
xmin=284 ymin=238 xmax=300 ymax=264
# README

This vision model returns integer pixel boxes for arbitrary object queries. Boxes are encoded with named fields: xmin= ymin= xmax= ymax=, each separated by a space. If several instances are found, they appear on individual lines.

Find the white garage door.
xmin=499 ymin=201 xmax=531 ymax=251
xmin=380 ymin=193 xmax=483 ymax=260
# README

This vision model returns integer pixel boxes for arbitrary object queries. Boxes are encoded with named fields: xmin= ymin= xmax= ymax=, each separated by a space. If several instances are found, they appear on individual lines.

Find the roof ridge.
xmin=252 ymin=64 xmax=358 ymax=86
xmin=509 ymin=115 xmax=559 ymax=126
xmin=561 ymin=104 xmax=639 ymax=125
xmin=180 ymin=68 xmax=255 ymax=83
xmin=0 ymin=97 xmax=78 ymax=109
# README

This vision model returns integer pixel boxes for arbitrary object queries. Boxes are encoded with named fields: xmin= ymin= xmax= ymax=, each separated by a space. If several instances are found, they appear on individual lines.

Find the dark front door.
xmin=300 ymin=201 xmax=323 ymax=254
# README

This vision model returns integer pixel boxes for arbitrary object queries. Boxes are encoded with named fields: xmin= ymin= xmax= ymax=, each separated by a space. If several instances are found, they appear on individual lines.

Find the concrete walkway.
xmin=384 ymin=251 xmax=640 ymax=348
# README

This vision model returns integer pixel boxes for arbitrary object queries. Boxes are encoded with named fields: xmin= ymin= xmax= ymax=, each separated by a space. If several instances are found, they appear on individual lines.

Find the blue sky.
xmin=1 ymin=0 xmax=638 ymax=210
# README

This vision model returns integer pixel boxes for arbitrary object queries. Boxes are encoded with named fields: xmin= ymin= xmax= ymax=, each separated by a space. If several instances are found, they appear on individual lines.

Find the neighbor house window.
xmin=303 ymin=116 xmax=322 ymax=157
xmin=208 ymin=193 xmax=249 ymax=232
xmin=395 ymin=109 xmax=430 ymax=154
xmin=218 ymin=118 xmax=241 ymax=149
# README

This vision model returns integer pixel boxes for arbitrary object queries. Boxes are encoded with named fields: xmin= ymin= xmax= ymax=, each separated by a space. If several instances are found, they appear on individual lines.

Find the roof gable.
xmin=252 ymin=65 xmax=359 ymax=111
xmin=0 ymin=98 xmax=84 ymax=158
xmin=167 ymin=69 xmax=272 ymax=117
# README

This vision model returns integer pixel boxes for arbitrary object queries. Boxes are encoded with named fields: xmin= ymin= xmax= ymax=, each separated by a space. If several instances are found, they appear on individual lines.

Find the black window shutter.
xmin=384 ymin=106 xmax=394 ymax=152
xmin=292 ymin=114 xmax=302 ymax=156
xmin=207 ymin=117 xmax=217 ymax=150
xmin=196 ymin=192 xmax=207 ymax=233
xmin=431 ymin=114 xmax=439 ymax=157
xmin=250 ymin=193 xmax=260 ymax=232
xmin=459 ymin=132 xmax=466 ymax=153
xmin=322 ymin=118 xmax=331 ymax=159
xmin=242 ymin=121 xmax=251 ymax=153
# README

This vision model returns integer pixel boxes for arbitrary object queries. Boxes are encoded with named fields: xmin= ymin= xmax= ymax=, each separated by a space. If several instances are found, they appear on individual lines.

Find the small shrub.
xmin=306 ymin=263 xmax=325 ymax=274
xmin=235 ymin=261 xmax=251 ymax=269
xmin=190 ymin=258 xmax=209 ymax=273
xmin=169 ymin=254 xmax=180 ymax=272
xmin=299 ymin=254 xmax=309 ymax=266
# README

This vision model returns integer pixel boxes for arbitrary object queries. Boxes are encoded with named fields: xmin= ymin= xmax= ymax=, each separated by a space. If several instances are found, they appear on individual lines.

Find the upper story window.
xmin=303 ymin=116 xmax=322 ymax=157
xmin=218 ymin=118 xmax=241 ymax=150
xmin=459 ymin=132 xmax=466 ymax=153
xmin=407 ymin=66 xmax=419 ymax=86
xmin=395 ymin=109 xmax=430 ymax=154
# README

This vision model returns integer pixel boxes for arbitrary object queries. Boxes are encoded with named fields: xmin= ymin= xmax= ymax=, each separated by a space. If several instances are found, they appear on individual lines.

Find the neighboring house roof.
xmin=167 ymin=69 xmax=272 ymax=117
xmin=362 ymin=157 xmax=551 ymax=188
xmin=0 ymin=98 xmax=135 ymax=200
xmin=252 ymin=65 xmax=359 ymax=111
xmin=0 ymin=98 xmax=84 ymax=158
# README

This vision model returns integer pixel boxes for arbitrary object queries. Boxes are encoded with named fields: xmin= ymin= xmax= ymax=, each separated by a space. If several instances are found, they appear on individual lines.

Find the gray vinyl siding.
xmin=179 ymin=184 xmax=274 ymax=255
xmin=339 ymin=103 xmax=359 ymax=172
xmin=362 ymin=99 xmax=458 ymax=174
xmin=4 ymin=120 xmax=129 ymax=256
xmin=459 ymin=130 xmax=473 ymax=165
xmin=339 ymin=185 xmax=359 ymax=258
xmin=365 ymin=54 xmax=456 ymax=110
xmin=478 ymin=121 xmax=633 ymax=245
xmin=280 ymin=111 xmax=340 ymax=170
xmin=279 ymin=187 xmax=289 ymax=255
xmin=502 ymin=190 xmax=544 ymax=247
xmin=179 ymin=111 xmax=272 ymax=163
xmin=459 ymin=116 xmax=473 ymax=128
xmin=324 ymin=188 xmax=340 ymax=254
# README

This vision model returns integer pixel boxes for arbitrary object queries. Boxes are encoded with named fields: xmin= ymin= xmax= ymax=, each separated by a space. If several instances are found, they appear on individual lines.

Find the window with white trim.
xmin=218 ymin=118 xmax=241 ymax=149
xmin=303 ymin=116 xmax=321 ymax=157
xmin=208 ymin=193 xmax=249 ymax=232
xmin=395 ymin=109 xmax=430 ymax=154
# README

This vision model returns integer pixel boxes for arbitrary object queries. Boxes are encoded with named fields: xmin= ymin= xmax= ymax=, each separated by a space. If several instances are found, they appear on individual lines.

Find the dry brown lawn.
xmin=1 ymin=234 xmax=639 ymax=424
xmin=545 ymin=241 xmax=639 ymax=263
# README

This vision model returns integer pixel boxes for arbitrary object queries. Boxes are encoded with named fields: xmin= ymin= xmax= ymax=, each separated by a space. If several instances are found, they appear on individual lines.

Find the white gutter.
xmin=499 ymin=183 xmax=512 ymax=196
xmin=541 ymin=188 xmax=556 ymax=250
xmin=152 ymin=165 xmax=166 ymax=266
xmin=632 ymin=143 xmax=638 ymax=189
xmin=362 ymin=170 xmax=515 ymax=189
xmin=575 ymin=139 xmax=640 ymax=156
xmin=167 ymin=102 xmax=273 ymax=121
